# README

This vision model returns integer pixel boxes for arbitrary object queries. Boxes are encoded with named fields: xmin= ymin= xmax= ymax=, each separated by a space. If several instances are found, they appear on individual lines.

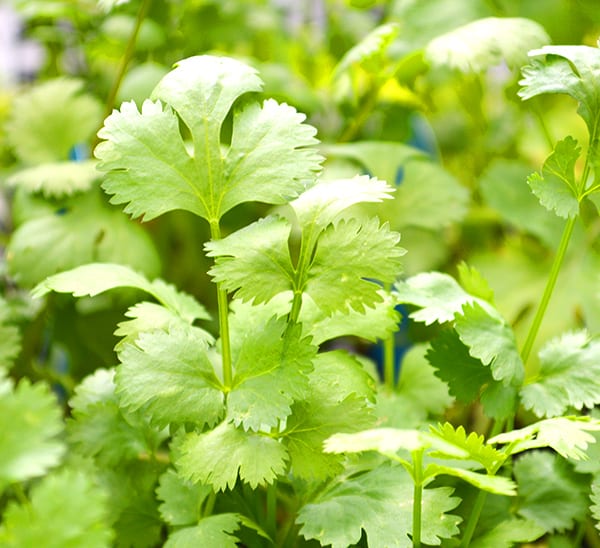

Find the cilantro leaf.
xmin=0 ymin=377 xmax=65 ymax=491
xmin=306 ymin=217 xmax=404 ymax=314
xmin=0 ymin=468 xmax=113 ymax=547
xmin=455 ymin=302 xmax=524 ymax=386
xmin=297 ymin=465 xmax=461 ymax=548
xmin=521 ymin=331 xmax=600 ymax=417
xmin=97 ymin=56 xmax=321 ymax=222
xmin=513 ymin=451 xmax=589 ymax=532
xmin=425 ymin=17 xmax=549 ymax=72
xmin=156 ymin=468 xmax=212 ymax=526
xmin=116 ymin=328 xmax=224 ymax=428
xmin=176 ymin=421 xmax=288 ymax=491
xmin=591 ymin=476 xmax=600 ymax=532
xmin=527 ymin=137 xmax=580 ymax=218
xmin=164 ymin=514 xmax=241 ymax=548
xmin=470 ymin=518 xmax=545 ymax=548
xmin=7 ymin=78 xmax=102 ymax=164
xmin=425 ymin=464 xmax=516 ymax=496
xmin=206 ymin=216 xmax=294 ymax=305
xmin=227 ymin=317 xmax=315 ymax=431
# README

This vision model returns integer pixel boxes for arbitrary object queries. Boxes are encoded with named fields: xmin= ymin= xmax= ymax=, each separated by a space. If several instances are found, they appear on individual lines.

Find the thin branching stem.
xmin=412 ymin=449 xmax=424 ymax=548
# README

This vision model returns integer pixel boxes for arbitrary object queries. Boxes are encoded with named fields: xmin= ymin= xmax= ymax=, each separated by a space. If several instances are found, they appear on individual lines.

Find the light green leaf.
xmin=306 ymin=217 xmax=404 ymax=314
xmin=156 ymin=468 xmax=212 ymax=526
xmin=291 ymin=175 xmax=394 ymax=229
xmin=177 ymin=421 xmax=288 ymax=491
xmin=425 ymin=464 xmax=516 ymax=495
xmin=98 ymin=0 xmax=130 ymax=12
xmin=324 ymin=428 xmax=425 ymax=455
xmin=0 ymin=377 xmax=65 ymax=491
xmin=513 ymin=451 xmax=589 ymax=532
xmin=470 ymin=518 xmax=545 ymax=548
xmin=7 ymin=160 xmax=99 ymax=197
xmin=116 ymin=328 xmax=224 ymax=428
xmin=489 ymin=416 xmax=600 ymax=460
xmin=426 ymin=17 xmax=549 ymax=72
xmin=227 ymin=318 xmax=315 ymax=431
xmin=455 ymin=302 xmax=524 ymax=386
xmin=7 ymin=78 xmax=102 ymax=164
xmin=521 ymin=331 xmax=600 ymax=417
xmin=297 ymin=465 xmax=461 ymax=548
xmin=164 ymin=514 xmax=241 ymax=548
xmin=591 ymin=476 xmax=600 ymax=531
xmin=97 ymin=56 xmax=321 ymax=222
xmin=33 ymin=262 xmax=208 ymax=323
xmin=0 ymin=468 xmax=113 ymax=547
xmin=206 ymin=216 xmax=294 ymax=305
xmin=527 ymin=137 xmax=580 ymax=218
xmin=519 ymin=44 xmax=600 ymax=134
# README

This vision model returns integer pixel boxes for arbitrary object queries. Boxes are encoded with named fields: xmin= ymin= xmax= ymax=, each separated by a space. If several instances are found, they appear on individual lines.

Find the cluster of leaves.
xmin=3 ymin=0 xmax=600 ymax=547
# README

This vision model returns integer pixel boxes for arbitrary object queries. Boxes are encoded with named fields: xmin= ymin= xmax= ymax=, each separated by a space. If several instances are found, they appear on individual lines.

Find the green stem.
xmin=460 ymin=490 xmax=487 ymax=548
xmin=288 ymin=226 xmax=316 ymax=325
xmin=520 ymin=216 xmax=577 ymax=365
xmin=383 ymin=331 xmax=396 ymax=390
xmin=339 ymin=84 xmax=381 ymax=143
xmin=266 ymin=482 xmax=277 ymax=539
xmin=412 ymin=449 xmax=424 ymax=548
xmin=93 ymin=0 xmax=152 ymax=148
xmin=210 ymin=220 xmax=233 ymax=389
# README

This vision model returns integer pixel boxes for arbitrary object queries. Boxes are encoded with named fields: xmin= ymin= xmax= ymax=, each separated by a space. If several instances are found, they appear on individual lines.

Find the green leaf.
xmin=7 ymin=160 xmax=99 ymax=197
xmin=33 ymin=262 xmax=208 ymax=323
xmin=395 ymin=272 xmax=489 ymax=325
xmin=227 ymin=317 xmax=315 ymax=431
xmin=513 ymin=451 xmax=589 ymax=532
xmin=206 ymin=216 xmax=294 ymax=305
xmin=97 ymin=56 xmax=321 ymax=222
xmin=0 ymin=298 xmax=21 ymax=368
xmin=306 ymin=217 xmax=404 ymax=314
xmin=7 ymin=78 xmax=102 ymax=164
xmin=116 ymin=328 xmax=224 ymax=429
xmin=156 ymin=468 xmax=212 ymax=526
xmin=297 ymin=465 xmax=461 ymax=548
xmin=9 ymin=190 xmax=160 ymax=287
xmin=324 ymin=428 xmax=426 ymax=455
xmin=470 ymin=518 xmax=545 ymax=548
xmin=489 ymin=416 xmax=600 ymax=460
xmin=519 ymin=44 xmax=600 ymax=134
xmin=428 ymin=423 xmax=506 ymax=473
xmin=521 ymin=331 xmax=600 ymax=417
xmin=291 ymin=175 xmax=394 ymax=230
xmin=0 ymin=468 xmax=113 ymax=547
xmin=164 ymin=514 xmax=241 ymax=548
xmin=591 ymin=476 xmax=600 ymax=531
xmin=527 ymin=137 xmax=580 ymax=218
xmin=177 ymin=421 xmax=288 ymax=491
xmin=426 ymin=17 xmax=549 ymax=72
xmin=455 ymin=302 xmax=524 ymax=386
xmin=457 ymin=262 xmax=495 ymax=304
xmin=425 ymin=464 xmax=516 ymax=496
xmin=0 ymin=377 xmax=65 ymax=491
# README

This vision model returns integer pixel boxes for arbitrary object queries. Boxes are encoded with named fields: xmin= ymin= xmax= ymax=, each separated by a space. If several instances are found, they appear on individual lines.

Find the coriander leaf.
xmin=7 ymin=78 xmax=102 ymax=164
xmin=177 ymin=421 xmax=288 ymax=491
xmin=164 ymin=514 xmax=241 ymax=548
xmin=205 ymin=216 xmax=294 ymax=305
xmin=514 ymin=451 xmax=589 ymax=532
xmin=156 ymin=468 xmax=212 ymax=526
xmin=457 ymin=262 xmax=495 ymax=303
xmin=527 ymin=137 xmax=580 ymax=218
xmin=395 ymin=272 xmax=489 ymax=325
xmin=425 ymin=464 xmax=516 ymax=496
xmin=0 ymin=468 xmax=113 ymax=548
xmin=306 ymin=217 xmax=404 ymax=314
xmin=591 ymin=476 xmax=600 ymax=531
xmin=97 ymin=56 xmax=321 ymax=222
xmin=521 ymin=331 xmax=600 ymax=417
xmin=455 ymin=302 xmax=524 ymax=386
xmin=426 ymin=17 xmax=549 ymax=72
xmin=116 ymin=328 xmax=224 ymax=428
xmin=470 ymin=518 xmax=545 ymax=548
xmin=297 ymin=465 xmax=461 ymax=548
xmin=7 ymin=160 xmax=99 ymax=197
xmin=227 ymin=317 xmax=315 ymax=431
xmin=291 ymin=175 xmax=394 ymax=230
xmin=324 ymin=428 xmax=425 ymax=455
xmin=489 ymin=416 xmax=600 ymax=460
xmin=428 ymin=423 xmax=506 ymax=473
xmin=0 ymin=377 xmax=65 ymax=491
xmin=519 ymin=45 xmax=600 ymax=135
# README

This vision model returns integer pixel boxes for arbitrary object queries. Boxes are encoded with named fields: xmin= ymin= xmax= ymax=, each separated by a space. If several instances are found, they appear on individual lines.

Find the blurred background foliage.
xmin=1 ymin=0 xmax=600 ymax=400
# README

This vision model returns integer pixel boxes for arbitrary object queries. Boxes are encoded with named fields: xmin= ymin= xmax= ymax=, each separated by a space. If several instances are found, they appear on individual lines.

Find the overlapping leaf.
xmin=156 ymin=468 xmax=212 ymax=526
xmin=521 ymin=331 xmax=600 ymax=417
xmin=97 ymin=55 xmax=321 ymax=222
xmin=470 ymin=518 xmax=545 ymax=548
xmin=164 ymin=514 xmax=242 ymax=548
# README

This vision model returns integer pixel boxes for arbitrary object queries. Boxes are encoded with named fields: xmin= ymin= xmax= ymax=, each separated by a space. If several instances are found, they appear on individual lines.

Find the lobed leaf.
xmin=470 ymin=518 xmax=545 ymax=548
xmin=425 ymin=464 xmax=516 ymax=496
xmin=156 ymin=468 xmax=212 ymax=526
xmin=164 ymin=514 xmax=241 ymax=548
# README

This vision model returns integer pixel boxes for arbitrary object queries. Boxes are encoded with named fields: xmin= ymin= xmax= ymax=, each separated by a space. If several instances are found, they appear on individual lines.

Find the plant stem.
xmin=339 ymin=84 xmax=381 ymax=143
xmin=412 ymin=449 xmax=424 ymax=548
xmin=93 ymin=0 xmax=152 ymax=148
xmin=520 ymin=216 xmax=576 ymax=365
xmin=383 ymin=330 xmax=396 ymax=390
xmin=460 ymin=489 xmax=487 ymax=548
xmin=210 ymin=220 xmax=233 ymax=389
xmin=266 ymin=482 xmax=277 ymax=539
